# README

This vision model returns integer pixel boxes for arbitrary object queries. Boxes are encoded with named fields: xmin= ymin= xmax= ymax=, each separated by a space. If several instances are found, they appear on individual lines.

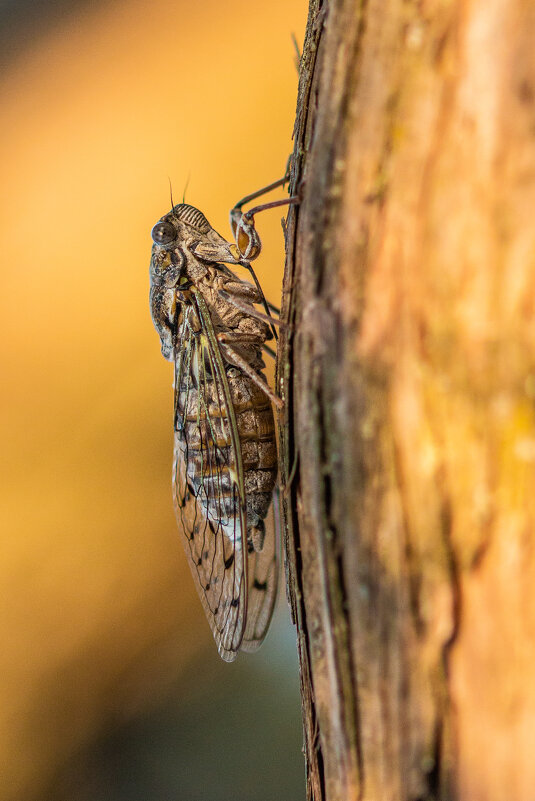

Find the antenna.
xmin=168 ymin=177 xmax=175 ymax=212
xmin=182 ymin=173 xmax=191 ymax=204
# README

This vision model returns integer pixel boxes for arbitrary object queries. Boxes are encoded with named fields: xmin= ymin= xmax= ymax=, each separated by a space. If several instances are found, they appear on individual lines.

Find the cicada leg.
xmin=229 ymin=172 xmax=299 ymax=342
xmin=266 ymin=299 xmax=280 ymax=316
xmin=229 ymin=173 xmax=298 ymax=262
xmin=262 ymin=343 xmax=277 ymax=361
xmin=217 ymin=333 xmax=283 ymax=410
xmin=218 ymin=289 xmax=286 ymax=331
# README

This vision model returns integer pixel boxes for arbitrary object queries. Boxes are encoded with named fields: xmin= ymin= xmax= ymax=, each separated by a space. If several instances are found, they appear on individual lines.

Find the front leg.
xmin=229 ymin=172 xmax=299 ymax=261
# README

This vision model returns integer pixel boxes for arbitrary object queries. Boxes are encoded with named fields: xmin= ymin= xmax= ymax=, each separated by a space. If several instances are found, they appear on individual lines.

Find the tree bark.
xmin=279 ymin=1 xmax=535 ymax=800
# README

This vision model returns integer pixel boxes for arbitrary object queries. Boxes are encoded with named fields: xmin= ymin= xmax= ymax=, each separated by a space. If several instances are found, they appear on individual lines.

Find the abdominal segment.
xmin=175 ymin=368 xmax=277 ymax=548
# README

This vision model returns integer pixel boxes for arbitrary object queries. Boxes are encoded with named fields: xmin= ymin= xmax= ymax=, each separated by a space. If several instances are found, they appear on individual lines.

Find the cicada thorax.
xmin=171 ymin=203 xmax=211 ymax=233
xmin=175 ymin=360 xmax=277 ymax=552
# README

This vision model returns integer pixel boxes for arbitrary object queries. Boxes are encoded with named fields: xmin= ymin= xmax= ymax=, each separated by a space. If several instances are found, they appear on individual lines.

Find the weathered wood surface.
xmin=279 ymin=1 xmax=535 ymax=799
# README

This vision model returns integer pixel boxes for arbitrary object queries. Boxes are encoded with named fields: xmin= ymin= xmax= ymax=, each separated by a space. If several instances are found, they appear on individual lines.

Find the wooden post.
xmin=279 ymin=1 xmax=535 ymax=799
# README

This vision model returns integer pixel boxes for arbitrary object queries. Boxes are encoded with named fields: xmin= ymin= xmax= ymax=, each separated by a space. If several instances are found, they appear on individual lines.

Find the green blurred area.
xmin=46 ymin=612 xmax=304 ymax=801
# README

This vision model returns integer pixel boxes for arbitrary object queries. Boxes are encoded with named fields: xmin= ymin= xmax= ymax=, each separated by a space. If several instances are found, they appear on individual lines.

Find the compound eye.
xmin=151 ymin=220 xmax=176 ymax=246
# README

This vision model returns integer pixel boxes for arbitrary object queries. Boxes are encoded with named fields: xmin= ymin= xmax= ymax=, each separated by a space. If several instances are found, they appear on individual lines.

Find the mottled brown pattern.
xmin=150 ymin=200 xmax=279 ymax=661
xmin=177 ymin=362 xmax=277 ymax=535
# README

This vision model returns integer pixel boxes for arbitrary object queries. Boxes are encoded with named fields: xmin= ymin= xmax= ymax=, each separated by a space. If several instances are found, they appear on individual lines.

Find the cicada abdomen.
xmin=176 ymin=359 xmax=277 ymax=550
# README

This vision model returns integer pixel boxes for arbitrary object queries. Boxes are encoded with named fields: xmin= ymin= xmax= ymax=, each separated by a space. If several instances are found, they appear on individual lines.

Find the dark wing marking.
xmin=240 ymin=490 xmax=280 ymax=653
xmin=172 ymin=295 xmax=248 ymax=662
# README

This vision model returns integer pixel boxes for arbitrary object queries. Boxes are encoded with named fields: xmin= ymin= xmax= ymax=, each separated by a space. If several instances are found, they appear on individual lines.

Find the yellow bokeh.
xmin=0 ymin=1 xmax=307 ymax=798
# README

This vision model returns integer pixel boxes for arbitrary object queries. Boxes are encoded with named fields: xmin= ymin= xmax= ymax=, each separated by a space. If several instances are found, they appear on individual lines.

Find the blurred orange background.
xmin=0 ymin=0 xmax=307 ymax=798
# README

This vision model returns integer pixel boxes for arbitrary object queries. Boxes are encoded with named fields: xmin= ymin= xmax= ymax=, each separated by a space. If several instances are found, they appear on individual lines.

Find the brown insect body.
xmin=150 ymin=201 xmax=280 ymax=660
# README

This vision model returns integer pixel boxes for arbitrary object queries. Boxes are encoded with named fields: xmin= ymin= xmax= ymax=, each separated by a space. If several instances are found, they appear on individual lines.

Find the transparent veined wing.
xmin=172 ymin=293 xmax=248 ymax=661
xmin=240 ymin=495 xmax=280 ymax=653
xmin=172 ymin=290 xmax=280 ymax=659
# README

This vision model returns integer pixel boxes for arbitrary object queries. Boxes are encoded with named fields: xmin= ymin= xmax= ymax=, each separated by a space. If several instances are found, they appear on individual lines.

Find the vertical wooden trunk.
xmin=279 ymin=1 xmax=535 ymax=799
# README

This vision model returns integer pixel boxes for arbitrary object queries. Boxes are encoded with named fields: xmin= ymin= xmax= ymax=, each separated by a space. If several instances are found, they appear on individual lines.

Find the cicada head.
xmin=162 ymin=203 xmax=244 ymax=266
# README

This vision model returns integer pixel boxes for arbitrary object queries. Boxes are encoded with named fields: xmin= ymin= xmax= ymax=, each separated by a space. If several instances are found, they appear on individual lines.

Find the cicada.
xmin=149 ymin=177 xmax=295 ymax=661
